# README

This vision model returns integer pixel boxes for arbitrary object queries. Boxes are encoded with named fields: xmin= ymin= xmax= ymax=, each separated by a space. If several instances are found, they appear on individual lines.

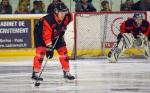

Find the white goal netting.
xmin=74 ymin=12 xmax=146 ymax=59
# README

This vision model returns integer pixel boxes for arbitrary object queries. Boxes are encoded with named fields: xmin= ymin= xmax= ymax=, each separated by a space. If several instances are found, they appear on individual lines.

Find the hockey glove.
xmin=46 ymin=45 xmax=54 ymax=59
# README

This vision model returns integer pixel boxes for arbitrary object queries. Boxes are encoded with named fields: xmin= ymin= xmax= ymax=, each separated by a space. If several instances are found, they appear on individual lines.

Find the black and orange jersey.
xmin=120 ymin=18 xmax=150 ymax=36
xmin=34 ymin=12 xmax=72 ymax=47
xmin=42 ymin=13 xmax=72 ymax=46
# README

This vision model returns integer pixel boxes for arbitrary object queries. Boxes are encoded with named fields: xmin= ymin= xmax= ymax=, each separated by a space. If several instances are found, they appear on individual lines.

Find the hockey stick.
xmin=34 ymin=36 xmax=59 ymax=87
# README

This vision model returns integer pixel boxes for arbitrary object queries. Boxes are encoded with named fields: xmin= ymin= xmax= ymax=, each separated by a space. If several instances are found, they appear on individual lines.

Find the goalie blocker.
xmin=108 ymin=13 xmax=150 ymax=63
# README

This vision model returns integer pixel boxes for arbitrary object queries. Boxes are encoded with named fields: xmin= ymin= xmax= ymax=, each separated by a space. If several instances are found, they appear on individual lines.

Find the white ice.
xmin=0 ymin=58 xmax=149 ymax=93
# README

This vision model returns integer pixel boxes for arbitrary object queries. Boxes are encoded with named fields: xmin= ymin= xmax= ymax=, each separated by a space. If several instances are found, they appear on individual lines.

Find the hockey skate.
xmin=107 ymin=51 xmax=117 ymax=63
xmin=32 ymin=71 xmax=43 ymax=81
xmin=63 ymin=71 xmax=75 ymax=80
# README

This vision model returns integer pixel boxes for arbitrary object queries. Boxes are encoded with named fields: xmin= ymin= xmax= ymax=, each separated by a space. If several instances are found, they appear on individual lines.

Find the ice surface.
xmin=0 ymin=58 xmax=149 ymax=93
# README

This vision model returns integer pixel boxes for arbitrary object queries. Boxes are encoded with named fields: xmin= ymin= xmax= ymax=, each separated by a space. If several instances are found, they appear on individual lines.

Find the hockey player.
xmin=108 ymin=13 xmax=150 ymax=63
xmin=32 ymin=2 xmax=75 ymax=80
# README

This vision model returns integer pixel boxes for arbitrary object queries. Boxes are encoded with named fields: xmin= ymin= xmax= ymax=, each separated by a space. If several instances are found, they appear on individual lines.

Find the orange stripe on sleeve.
xmin=42 ymin=19 xmax=53 ymax=45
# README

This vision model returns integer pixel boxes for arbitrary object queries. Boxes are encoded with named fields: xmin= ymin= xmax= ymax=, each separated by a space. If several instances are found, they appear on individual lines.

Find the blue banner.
xmin=0 ymin=20 xmax=32 ymax=48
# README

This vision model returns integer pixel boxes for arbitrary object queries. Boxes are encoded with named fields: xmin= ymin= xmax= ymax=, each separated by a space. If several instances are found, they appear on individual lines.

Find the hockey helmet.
xmin=133 ymin=13 xmax=143 ymax=19
xmin=54 ymin=2 xmax=68 ymax=13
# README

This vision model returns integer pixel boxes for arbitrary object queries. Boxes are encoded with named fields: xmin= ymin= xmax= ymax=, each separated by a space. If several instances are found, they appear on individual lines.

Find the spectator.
xmin=131 ymin=0 xmax=141 ymax=10
xmin=47 ymin=0 xmax=62 ymax=14
xmin=100 ymin=0 xmax=111 ymax=11
xmin=0 ymin=0 xmax=12 ymax=14
xmin=15 ymin=3 xmax=30 ymax=14
xmin=139 ymin=0 xmax=150 ymax=11
xmin=88 ymin=0 xmax=92 ymax=3
xmin=73 ymin=0 xmax=92 ymax=3
xmin=75 ymin=0 xmax=96 ymax=12
xmin=132 ymin=0 xmax=150 ymax=11
xmin=19 ymin=0 xmax=30 ymax=8
xmin=31 ymin=1 xmax=45 ymax=14
xmin=120 ymin=0 xmax=134 ymax=11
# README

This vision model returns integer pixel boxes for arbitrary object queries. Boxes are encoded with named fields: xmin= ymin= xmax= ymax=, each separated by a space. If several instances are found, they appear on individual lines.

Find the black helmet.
xmin=54 ymin=2 xmax=68 ymax=13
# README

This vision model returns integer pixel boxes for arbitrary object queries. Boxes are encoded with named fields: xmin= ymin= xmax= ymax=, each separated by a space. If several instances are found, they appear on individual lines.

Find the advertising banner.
xmin=0 ymin=19 xmax=31 ymax=48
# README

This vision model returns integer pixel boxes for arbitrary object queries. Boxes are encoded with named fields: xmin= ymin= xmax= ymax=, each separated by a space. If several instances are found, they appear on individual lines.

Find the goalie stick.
xmin=34 ymin=36 xmax=59 ymax=87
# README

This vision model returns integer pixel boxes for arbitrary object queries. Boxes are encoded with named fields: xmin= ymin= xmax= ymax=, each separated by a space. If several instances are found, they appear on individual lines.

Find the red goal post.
xmin=73 ymin=11 xmax=147 ymax=59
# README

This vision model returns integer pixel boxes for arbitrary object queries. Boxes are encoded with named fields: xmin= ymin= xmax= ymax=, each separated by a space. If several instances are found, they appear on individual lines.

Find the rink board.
xmin=0 ymin=12 xmax=149 ymax=58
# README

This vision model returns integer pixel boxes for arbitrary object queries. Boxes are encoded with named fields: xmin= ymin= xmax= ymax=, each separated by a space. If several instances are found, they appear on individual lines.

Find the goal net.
xmin=74 ymin=12 xmax=147 ymax=59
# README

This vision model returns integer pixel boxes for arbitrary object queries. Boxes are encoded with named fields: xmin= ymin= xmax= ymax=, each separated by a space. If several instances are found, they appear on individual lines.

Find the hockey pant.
xmin=33 ymin=46 xmax=70 ymax=72
xmin=108 ymin=33 xmax=150 ymax=62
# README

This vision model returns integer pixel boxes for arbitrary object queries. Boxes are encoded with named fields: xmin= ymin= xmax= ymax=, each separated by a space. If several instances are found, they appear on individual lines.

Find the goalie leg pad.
xmin=107 ymin=38 xmax=125 ymax=63
xmin=107 ymin=48 xmax=124 ymax=63
xmin=133 ymin=37 xmax=143 ymax=48
xmin=133 ymin=33 xmax=150 ymax=58
xmin=143 ymin=38 xmax=150 ymax=58
xmin=107 ymin=33 xmax=134 ymax=63
xmin=122 ymin=33 xmax=134 ymax=48
xmin=133 ymin=33 xmax=147 ymax=48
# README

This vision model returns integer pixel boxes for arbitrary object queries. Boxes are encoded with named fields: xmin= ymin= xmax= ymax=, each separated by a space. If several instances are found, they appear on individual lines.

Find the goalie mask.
xmin=133 ymin=13 xmax=143 ymax=26
xmin=133 ymin=13 xmax=143 ymax=19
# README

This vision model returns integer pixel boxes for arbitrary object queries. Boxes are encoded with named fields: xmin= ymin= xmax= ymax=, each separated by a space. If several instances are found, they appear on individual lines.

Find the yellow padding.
xmin=104 ymin=48 xmax=144 ymax=56
xmin=0 ymin=48 xmax=144 ymax=57
xmin=0 ymin=49 xmax=35 ymax=56
xmin=77 ymin=49 xmax=102 ymax=57
xmin=77 ymin=48 xmax=144 ymax=57
xmin=0 ymin=48 xmax=73 ymax=57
